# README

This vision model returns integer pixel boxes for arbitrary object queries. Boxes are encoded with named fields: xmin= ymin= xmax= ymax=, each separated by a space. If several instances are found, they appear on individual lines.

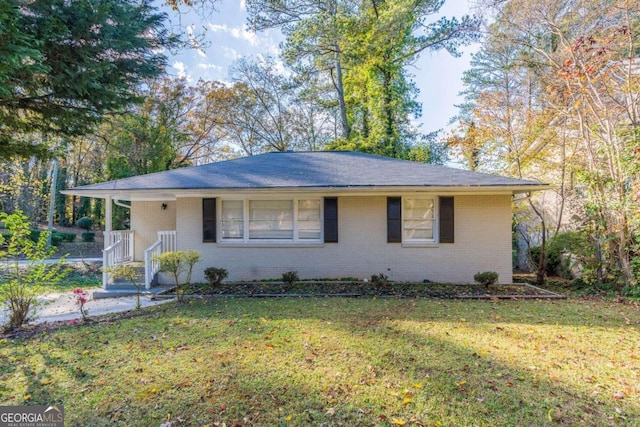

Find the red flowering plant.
xmin=72 ymin=288 xmax=90 ymax=320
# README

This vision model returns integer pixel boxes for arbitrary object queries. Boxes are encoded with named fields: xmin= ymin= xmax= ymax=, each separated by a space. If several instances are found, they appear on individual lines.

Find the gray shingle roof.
xmin=66 ymin=151 xmax=547 ymax=193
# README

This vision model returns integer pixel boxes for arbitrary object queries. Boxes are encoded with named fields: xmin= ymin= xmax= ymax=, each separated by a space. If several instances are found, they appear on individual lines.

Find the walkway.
xmin=0 ymin=290 xmax=174 ymax=326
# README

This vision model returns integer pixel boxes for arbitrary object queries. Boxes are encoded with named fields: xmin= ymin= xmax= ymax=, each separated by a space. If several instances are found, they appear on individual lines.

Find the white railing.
xmin=143 ymin=230 xmax=177 ymax=289
xmin=144 ymin=239 xmax=163 ymax=290
xmin=102 ymin=230 xmax=134 ymax=288
xmin=158 ymin=230 xmax=177 ymax=252
xmin=105 ymin=230 xmax=134 ymax=263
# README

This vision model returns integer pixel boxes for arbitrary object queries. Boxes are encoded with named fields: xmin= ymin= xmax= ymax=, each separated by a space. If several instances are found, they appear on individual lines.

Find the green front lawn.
xmin=1 ymin=298 xmax=638 ymax=426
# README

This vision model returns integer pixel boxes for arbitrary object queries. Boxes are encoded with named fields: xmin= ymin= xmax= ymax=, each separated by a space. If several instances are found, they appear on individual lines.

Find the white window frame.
xmin=218 ymin=197 xmax=323 ymax=244
xmin=402 ymin=197 xmax=438 ymax=244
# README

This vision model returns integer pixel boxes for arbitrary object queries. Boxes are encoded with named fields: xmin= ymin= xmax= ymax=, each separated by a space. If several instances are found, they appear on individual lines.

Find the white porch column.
xmin=105 ymin=195 xmax=112 ymax=247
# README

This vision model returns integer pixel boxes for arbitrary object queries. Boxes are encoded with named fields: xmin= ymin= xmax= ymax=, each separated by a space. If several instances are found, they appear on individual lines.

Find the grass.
xmin=0 ymin=298 xmax=638 ymax=426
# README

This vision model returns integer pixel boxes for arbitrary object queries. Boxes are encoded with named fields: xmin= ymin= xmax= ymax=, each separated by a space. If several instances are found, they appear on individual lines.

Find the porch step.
xmin=107 ymin=264 xmax=145 ymax=285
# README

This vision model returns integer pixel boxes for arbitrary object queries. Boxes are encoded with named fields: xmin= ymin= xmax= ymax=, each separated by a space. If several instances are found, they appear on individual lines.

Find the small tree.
xmin=107 ymin=264 xmax=143 ymax=309
xmin=154 ymin=250 xmax=200 ymax=302
xmin=0 ymin=212 xmax=69 ymax=329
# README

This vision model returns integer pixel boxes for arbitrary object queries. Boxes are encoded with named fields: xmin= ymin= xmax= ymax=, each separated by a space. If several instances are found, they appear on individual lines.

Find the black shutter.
xmin=324 ymin=197 xmax=338 ymax=243
xmin=439 ymin=196 xmax=454 ymax=243
xmin=387 ymin=197 xmax=402 ymax=243
xmin=203 ymin=198 xmax=216 ymax=242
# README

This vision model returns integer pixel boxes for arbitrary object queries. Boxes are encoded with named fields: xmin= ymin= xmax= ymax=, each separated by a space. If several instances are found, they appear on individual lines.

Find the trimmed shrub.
xmin=370 ymin=273 xmax=389 ymax=286
xmin=81 ymin=232 xmax=96 ymax=242
xmin=281 ymin=271 xmax=299 ymax=285
xmin=50 ymin=234 xmax=63 ymax=246
xmin=204 ymin=267 xmax=228 ymax=287
xmin=474 ymin=271 xmax=499 ymax=289
xmin=77 ymin=216 xmax=93 ymax=231
xmin=60 ymin=232 xmax=76 ymax=242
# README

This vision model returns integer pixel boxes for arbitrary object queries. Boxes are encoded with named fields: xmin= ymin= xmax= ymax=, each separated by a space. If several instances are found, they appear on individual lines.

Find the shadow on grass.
xmin=1 ymin=298 xmax=637 ymax=426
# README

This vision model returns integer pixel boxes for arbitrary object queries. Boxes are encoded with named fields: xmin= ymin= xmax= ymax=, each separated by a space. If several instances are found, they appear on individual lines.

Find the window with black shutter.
xmin=387 ymin=197 xmax=402 ymax=243
xmin=439 ymin=196 xmax=455 ymax=243
xmin=323 ymin=197 xmax=338 ymax=243
xmin=203 ymin=198 xmax=216 ymax=242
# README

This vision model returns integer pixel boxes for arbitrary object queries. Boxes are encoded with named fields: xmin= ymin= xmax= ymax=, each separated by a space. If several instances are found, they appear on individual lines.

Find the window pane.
xmin=221 ymin=200 xmax=244 ymax=239
xmin=298 ymin=199 xmax=321 ymax=240
xmin=249 ymin=200 xmax=293 ymax=239
xmin=404 ymin=198 xmax=434 ymax=219
xmin=403 ymin=198 xmax=435 ymax=241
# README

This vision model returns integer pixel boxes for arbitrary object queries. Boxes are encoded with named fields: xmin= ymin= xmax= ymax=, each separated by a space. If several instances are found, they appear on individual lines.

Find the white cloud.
xmin=229 ymin=25 xmax=259 ymax=46
xmin=207 ymin=23 xmax=259 ymax=47
xmin=239 ymin=0 xmax=246 ymax=11
xmin=197 ymin=63 xmax=223 ymax=72
xmin=172 ymin=61 xmax=188 ymax=79
xmin=208 ymin=23 xmax=228 ymax=32
xmin=221 ymin=46 xmax=241 ymax=60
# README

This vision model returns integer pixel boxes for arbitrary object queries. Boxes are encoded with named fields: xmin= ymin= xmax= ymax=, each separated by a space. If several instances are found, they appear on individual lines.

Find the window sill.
xmin=401 ymin=242 xmax=440 ymax=248
xmin=216 ymin=242 xmax=325 ymax=249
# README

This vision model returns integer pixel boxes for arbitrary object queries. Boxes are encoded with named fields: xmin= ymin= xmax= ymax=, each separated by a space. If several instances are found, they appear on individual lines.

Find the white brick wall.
xmin=130 ymin=201 xmax=176 ymax=260
xmin=159 ymin=194 xmax=513 ymax=284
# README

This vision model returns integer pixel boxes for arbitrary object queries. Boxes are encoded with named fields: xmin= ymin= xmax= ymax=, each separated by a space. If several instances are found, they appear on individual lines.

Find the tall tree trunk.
xmin=332 ymin=50 xmax=350 ymax=139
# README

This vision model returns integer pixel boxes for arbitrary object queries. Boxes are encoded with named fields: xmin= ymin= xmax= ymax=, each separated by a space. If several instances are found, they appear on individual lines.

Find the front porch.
xmin=98 ymin=195 xmax=177 ymax=291
xmin=102 ymin=229 xmax=177 ymax=290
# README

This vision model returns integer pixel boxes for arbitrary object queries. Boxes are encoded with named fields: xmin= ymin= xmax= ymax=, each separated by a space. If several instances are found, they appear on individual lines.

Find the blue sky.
xmin=163 ymin=0 xmax=476 ymax=135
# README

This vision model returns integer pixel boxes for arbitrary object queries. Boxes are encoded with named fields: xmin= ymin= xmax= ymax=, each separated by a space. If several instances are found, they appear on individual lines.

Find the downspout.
xmin=114 ymin=199 xmax=131 ymax=209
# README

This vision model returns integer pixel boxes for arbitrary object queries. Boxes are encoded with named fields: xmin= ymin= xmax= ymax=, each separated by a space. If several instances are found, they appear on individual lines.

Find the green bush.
xmin=204 ymin=267 xmax=228 ymax=287
xmin=154 ymin=250 xmax=201 ymax=302
xmin=281 ymin=271 xmax=299 ymax=285
xmin=77 ymin=216 xmax=93 ymax=231
xmin=474 ymin=271 xmax=499 ymax=289
xmin=0 ymin=211 xmax=69 ymax=329
xmin=60 ymin=232 xmax=76 ymax=242
xmin=50 ymin=234 xmax=63 ymax=246
xmin=81 ymin=232 xmax=95 ymax=242
xmin=529 ymin=231 xmax=589 ymax=278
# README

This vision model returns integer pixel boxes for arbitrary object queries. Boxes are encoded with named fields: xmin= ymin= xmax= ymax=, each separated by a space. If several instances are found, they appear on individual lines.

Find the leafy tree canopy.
xmin=0 ymin=0 xmax=179 ymax=158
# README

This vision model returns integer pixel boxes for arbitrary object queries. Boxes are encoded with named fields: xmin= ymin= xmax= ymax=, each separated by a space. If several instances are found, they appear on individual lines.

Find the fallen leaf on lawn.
xmin=402 ymin=396 xmax=412 ymax=405
xmin=506 ymin=381 xmax=514 ymax=387
xmin=285 ymin=415 xmax=292 ymax=421
xmin=390 ymin=418 xmax=406 ymax=426
xmin=413 ymin=383 xmax=423 ymax=389
xmin=265 ymin=343 xmax=275 ymax=348
xmin=613 ymin=391 xmax=625 ymax=400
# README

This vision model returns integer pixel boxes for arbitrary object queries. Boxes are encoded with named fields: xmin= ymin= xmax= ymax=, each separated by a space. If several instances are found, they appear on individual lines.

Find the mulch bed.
xmin=171 ymin=281 xmax=565 ymax=299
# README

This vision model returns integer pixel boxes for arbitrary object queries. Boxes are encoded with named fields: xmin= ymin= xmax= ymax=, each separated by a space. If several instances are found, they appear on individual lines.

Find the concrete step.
xmin=105 ymin=282 xmax=145 ymax=290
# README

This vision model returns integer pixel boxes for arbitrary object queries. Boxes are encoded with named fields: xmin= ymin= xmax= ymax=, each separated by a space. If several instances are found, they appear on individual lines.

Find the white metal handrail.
xmin=144 ymin=239 xmax=163 ymax=290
